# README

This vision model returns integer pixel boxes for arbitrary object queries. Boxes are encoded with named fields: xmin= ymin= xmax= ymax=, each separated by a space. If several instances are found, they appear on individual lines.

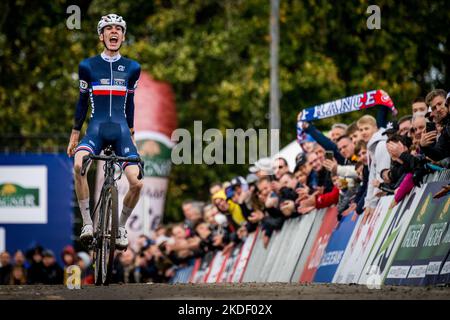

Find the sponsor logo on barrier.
xmin=365 ymin=192 xmax=420 ymax=278
xmin=423 ymin=222 xmax=447 ymax=247
xmin=426 ymin=261 xmax=442 ymax=275
xmin=443 ymin=227 xmax=450 ymax=244
xmin=307 ymin=234 xmax=331 ymax=270
xmin=409 ymin=266 xmax=426 ymax=279
xmin=320 ymin=251 xmax=344 ymax=267
xmin=345 ymin=273 xmax=357 ymax=284
xmin=387 ymin=266 xmax=410 ymax=279
xmin=384 ymin=182 xmax=450 ymax=285
xmin=417 ymin=195 xmax=431 ymax=222
xmin=441 ymin=262 xmax=450 ymax=275
xmin=439 ymin=198 xmax=450 ymax=220
xmin=401 ymin=224 xmax=425 ymax=248
xmin=407 ymin=265 xmax=428 ymax=278
xmin=232 ymin=230 xmax=258 ymax=283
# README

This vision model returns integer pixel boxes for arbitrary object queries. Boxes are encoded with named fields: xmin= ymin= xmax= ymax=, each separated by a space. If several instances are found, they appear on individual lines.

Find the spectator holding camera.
xmin=420 ymin=90 xmax=450 ymax=161
xmin=323 ymin=135 xmax=358 ymax=179
xmin=278 ymin=172 xmax=301 ymax=218
xmin=250 ymin=176 xmax=284 ymax=247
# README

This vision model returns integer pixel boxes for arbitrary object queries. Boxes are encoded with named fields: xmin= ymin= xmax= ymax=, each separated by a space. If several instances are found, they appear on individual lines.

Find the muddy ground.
xmin=0 ymin=283 xmax=449 ymax=300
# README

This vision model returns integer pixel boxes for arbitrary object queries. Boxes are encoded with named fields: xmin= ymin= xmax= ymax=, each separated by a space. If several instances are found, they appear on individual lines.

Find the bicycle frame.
xmin=81 ymin=147 xmax=142 ymax=224
xmin=79 ymin=146 xmax=142 ymax=285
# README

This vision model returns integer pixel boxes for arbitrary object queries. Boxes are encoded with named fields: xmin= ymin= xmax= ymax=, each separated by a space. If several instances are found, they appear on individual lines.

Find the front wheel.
xmin=94 ymin=186 xmax=118 ymax=286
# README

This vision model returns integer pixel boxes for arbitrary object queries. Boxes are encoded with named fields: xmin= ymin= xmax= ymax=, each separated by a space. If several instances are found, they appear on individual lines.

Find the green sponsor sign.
xmin=395 ymin=193 xmax=436 ymax=260
xmin=136 ymin=140 xmax=172 ymax=178
xmin=418 ymin=193 xmax=450 ymax=284
xmin=0 ymin=183 xmax=39 ymax=207
xmin=386 ymin=182 xmax=450 ymax=285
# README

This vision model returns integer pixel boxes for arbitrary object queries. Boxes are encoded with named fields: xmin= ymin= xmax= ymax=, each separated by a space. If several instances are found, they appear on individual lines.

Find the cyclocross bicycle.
xmin=80 ymin=145 xmax=142 ymax=285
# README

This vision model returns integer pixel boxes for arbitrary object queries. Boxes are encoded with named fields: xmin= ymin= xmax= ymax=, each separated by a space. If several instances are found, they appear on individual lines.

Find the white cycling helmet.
xmin=97 ymin=14 xmax=126 ymax=35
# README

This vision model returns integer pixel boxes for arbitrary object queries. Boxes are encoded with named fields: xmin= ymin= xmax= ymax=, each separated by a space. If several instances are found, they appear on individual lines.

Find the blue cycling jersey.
xmin=73 ymin=52 xmax=141 ymax=161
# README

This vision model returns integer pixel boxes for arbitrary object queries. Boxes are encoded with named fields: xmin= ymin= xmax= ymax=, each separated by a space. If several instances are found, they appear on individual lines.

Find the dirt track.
xmin=0 ymin=283 xmax=449 ymax=300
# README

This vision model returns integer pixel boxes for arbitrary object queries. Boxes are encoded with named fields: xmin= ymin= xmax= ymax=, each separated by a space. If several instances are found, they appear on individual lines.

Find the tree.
xmin=1 ymin=0 xmax=450 ymax=221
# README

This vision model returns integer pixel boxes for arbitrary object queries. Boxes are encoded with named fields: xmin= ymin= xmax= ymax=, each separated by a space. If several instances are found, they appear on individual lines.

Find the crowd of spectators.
xmin=1 ymin=89 xmax=449 ymax=285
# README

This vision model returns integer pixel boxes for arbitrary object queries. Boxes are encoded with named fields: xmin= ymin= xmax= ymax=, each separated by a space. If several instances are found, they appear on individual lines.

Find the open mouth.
xmin=110 ymin=35 xmax=119 ymax=44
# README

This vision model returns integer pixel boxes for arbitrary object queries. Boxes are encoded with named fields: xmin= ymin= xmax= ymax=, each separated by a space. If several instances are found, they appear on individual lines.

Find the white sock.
xmin=119 ymin=205 xmax=133 ymax=228
xmin=79 ymin=198 xmax=92 ymax=226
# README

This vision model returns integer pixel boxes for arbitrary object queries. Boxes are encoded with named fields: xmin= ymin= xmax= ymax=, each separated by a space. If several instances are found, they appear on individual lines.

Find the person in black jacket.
xmin=26 ymin=246 xmax=45 ymax=284
xmin=420 ymin=90 xmax=450 ymax=161
xmin=353 ymin=141 xmax=369 ymax=215
xmin=40 ymin=250 xmax=64 ymax=285
xmin=0 ymin=251 xmax=12 ymax=285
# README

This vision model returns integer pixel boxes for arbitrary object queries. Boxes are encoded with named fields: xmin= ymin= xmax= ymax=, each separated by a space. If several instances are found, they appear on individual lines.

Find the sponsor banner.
xmin=299 ymin=207 xmax=339 ymax=282
xmin=437 ymin=259 xmax=450 ymax=285
xmin=412 ymin=184 xmax=450 ymax=286
xmin=205 ymin=250 xmax=228 ymax=283
xmin=218 ymin=244 xmax=242 ymax=283
xmin=230 ymin=230 xmax=258 ymax=283
xmin=265 ymin=221 xmax=294 ymax=282
xmin=0 ymin=166 xmax=47 ymax=223
xmin=290 ymin=211 xmax=324 ymax=282
xmin=188 ymin=258 xmax=202 ymax=283
xmin=191 ymin=251 xmax=215 ymax=283
xmin=314 ymin=211 xmax=360 ymax=283
xmin=252 ymin=229 xmax=282 ymax=282
xmin=170 ymin=265 xmax=195 ymax=284
xmin=267 ymin=215 xmax=317 ymax=282
xmin=0 ymin=154 xmax=72 ymax=266
xmin=333 ymin=197 xmax=391 ymax=284
xmin=260 ymin=228 xmax=290 ymax=282
xmin=385 ymin=182 xmax=447 ymax=285
xmin=119 ymin=176 xmax=168 ymax=251
xmin=358 ymin=186 xmax=425 ymax=285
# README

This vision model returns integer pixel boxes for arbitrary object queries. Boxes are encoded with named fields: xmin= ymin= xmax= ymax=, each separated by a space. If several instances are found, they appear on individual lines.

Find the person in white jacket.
xmin=357 ymin=115 xmax=391 ymax=223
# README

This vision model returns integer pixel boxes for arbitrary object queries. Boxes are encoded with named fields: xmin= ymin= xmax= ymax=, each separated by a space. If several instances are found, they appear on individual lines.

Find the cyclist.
xmin=66 ymin=14 xmax=142 ymax=250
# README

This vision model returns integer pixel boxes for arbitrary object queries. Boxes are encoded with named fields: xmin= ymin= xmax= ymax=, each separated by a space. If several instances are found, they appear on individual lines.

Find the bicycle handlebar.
xmin=87 ymin=154 xmax=141 ymax=163
xmin=80 ymin=153 xmax=142 ymax=177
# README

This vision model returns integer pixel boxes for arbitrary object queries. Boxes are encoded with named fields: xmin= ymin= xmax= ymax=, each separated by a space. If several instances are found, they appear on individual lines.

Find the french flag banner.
xmin=297 ymin=89 xmax=397 ymax=145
